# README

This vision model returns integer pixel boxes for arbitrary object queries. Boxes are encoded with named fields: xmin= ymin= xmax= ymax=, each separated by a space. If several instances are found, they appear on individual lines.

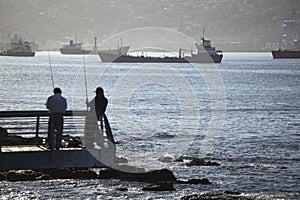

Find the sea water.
xmin=0 ymin=52 xmax=299 ymax=199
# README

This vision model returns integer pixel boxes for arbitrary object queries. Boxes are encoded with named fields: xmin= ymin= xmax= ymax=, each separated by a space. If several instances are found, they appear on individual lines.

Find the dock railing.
xmin=0 ymin=110 xmax=87 ymax=146
xmin=0 ymin=110 xmax=118 ymax=170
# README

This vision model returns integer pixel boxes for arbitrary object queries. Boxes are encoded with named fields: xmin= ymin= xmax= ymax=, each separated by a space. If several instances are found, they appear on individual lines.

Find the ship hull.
xmin=98 ymin=46 xmax=130 ymax=55
xmin=0 ymin=52 xmax=35 ymax=57
xmin=99 ymin=53 xmax=222 ymax=63
xmin=60 ymin=48 xmax=91 ymax=55
xmin=272 ymin=50 xmax=300 ymax=59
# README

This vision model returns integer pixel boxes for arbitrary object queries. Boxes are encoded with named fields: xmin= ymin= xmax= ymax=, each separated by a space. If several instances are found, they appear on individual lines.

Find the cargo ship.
xmin=0 ymin=37 xmax=35 ymax=57
xmin=60 ymin=37 xmax=130 ymax=56
xmin=272 ymin=0 xmax=300 ymax=59
xmin=272 ymin=49 xmax=300 ymax=59
xmin=59 ymin=39 xmax=92 ymax=55
xmin=99 ymin=34 xmax=223 ymax=63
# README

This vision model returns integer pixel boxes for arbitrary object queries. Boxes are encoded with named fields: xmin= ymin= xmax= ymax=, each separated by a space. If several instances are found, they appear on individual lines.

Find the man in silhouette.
xmin=45 ymin=87 xmax=67 ymax=150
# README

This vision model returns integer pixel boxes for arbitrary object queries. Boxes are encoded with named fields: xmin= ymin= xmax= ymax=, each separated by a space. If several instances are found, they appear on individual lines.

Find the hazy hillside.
xmin=0 ymin=0 xmax=299 ymax=51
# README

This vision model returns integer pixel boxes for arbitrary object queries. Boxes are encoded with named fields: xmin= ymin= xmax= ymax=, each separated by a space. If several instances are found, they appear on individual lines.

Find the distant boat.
xmin=59 ymin=37 xmax=129 ymax=56
xmin=0 ymin=37 xmax=35 ymax=57
xmin=272 ymin=29 xmax=300 ymax=59
xmin=272 ymin=49 xmax=300 ymax=59
xmin=59 ymin=39 xmax=92 ymax=55
xmin=98 ymin=31 xmax=223 ymax=63
xmin=185 ymin=35 xmax=223 ymax=63
xmin=272 ymin=1 xmax=300 ymax=59
xmin=98 ymin=45 xmax=131 ymax=62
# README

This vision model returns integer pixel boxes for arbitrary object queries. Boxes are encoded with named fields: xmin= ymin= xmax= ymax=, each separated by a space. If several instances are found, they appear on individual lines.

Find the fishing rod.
xmin=48 ymin=49 xmax=55 ymax=88
xmin=82 ymin=51 xmax=89 ymax=110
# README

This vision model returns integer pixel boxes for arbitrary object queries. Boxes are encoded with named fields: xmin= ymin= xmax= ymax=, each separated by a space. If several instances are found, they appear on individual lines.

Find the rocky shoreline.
xmin=0 ymin=166 xmax=264 ymax=199
xmin=0 ymin=131 xmax=262 ymax=199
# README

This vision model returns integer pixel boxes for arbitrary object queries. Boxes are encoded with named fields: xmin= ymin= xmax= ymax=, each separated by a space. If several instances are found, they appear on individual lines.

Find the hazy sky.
xmin=0 ymin=0 xmax=299 ymax=50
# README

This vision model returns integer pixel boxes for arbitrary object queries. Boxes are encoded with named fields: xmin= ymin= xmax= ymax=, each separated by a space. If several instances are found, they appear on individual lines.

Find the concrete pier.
xmin=0 ymin=110 xmax=115 ymax=171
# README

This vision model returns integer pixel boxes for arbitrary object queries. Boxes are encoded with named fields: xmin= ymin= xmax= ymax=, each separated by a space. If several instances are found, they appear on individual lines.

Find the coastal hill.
xmin=0 ymin=0 xmax=299 ymax=51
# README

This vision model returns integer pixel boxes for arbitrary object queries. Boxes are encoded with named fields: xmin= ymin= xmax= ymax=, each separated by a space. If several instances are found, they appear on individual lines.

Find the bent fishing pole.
xmin=48 ymin=49 xmax=55 ymax=88
xmin=83 ymin=51 xmax=89 ymax=110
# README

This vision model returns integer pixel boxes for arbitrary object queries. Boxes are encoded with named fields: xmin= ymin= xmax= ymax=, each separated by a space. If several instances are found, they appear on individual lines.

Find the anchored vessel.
xmin=60 ymin=39 xmax=92 ymax=55
xmin=97 ymin=45 xmax=130 ymax=62
xmin=60 ymin=37 xmax=130 ymax=56
xmin=0 ymin=38 xmax=35 ymax=57
xmin=272 ymin=49 xmax=300 ymax=59
xmin=98 ymin=34 xmax=222 ymax=63
xmin=272 ymin=0 xmax=300 ymax=59
xmin=98 ymin=38 xmax=130 ymax=61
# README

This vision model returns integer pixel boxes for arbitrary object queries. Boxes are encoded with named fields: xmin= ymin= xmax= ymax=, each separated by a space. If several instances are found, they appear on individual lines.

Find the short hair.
xmin=53 ymin=87 xmax=62 ymax=94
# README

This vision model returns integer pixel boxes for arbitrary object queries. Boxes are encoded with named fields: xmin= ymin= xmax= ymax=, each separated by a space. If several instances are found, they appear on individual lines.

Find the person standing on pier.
xmin=45 ymin=87 xmax=67 ymax=150
xmin=86 ymin=87 xmax=117 ymax=145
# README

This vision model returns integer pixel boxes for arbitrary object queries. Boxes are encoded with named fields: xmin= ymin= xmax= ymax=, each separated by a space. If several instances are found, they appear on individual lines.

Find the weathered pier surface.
xmin=0 ymin=110 xmax=115 ymax=171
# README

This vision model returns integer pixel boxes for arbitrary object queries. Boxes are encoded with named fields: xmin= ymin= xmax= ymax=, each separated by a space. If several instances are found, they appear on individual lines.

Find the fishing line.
xmin=48 ymin=49 xmax=55 ymax=88
xmin=82 ymin=51 xmax=89 ymax=110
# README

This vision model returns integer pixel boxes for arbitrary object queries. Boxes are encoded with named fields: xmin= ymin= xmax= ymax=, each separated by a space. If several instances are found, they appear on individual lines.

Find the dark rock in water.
xmin=142 ymin=181 xmax=175 ymax=191
xmin=1 ymin=168 xmax=97 ymax=181
xmin=176 ymin=156 xmax=201 ymax=162
xmin=158 ymin=156 xmax=175 ymax=163
xmin=99 ymin=167 xmax=176 ymax=183
xmin=142 ymin=169 xmax=176 ymax=183
xmin=0 ymin=171 xmax=7 ymax=181
xmin=1 ymin=167 xmax=177 ymax=183
xmin=71 ymin=168 xmax=98 ymax=179
xmin=116 ymin=187 xmax=128 ymax=191
xmin=186 ymin=159 xmax=220 ymax=166
xmin=38 ymin=168 xmax=98 ymax=179
xmin=0 ymin=170 xmax=49 ymax=181
xmin=181 ymin=191 xmax=254 ymax=200
xmin=176 ymin=156 xmax=220 ymax=166
xmin=35 ymin=173 xmax=51 ymax=180
xmin=177 ymin=178 xmax=211 ymax=185
xmin=98 ymin=168 xmax=125 ymax=179
xmin=224 ymin=191 xmax=242 ymax=195
xmin=6 ymin=170 xmax=38 ymax=182
xmin=40 ymin=168 xmax=74 ymax=179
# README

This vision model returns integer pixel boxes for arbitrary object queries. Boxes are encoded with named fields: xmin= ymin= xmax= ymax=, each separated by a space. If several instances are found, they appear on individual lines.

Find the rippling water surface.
xmin=0 ymin=52 xmax=299 ymax=199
